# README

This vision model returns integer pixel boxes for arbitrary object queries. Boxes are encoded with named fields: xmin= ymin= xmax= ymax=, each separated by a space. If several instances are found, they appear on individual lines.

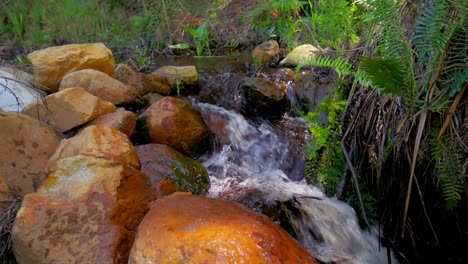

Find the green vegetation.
xmin=182 ymin=22 xmax=210 ymax=56
xmin=0 ymin=0 xmax=224 ymax=55
xmin=303 ymin=92 xmax=346 ymax=196
xmin=246 ymin=0 xmax=361 ymax=50
xmin=429 ymin=130 xmax=465 ymax=209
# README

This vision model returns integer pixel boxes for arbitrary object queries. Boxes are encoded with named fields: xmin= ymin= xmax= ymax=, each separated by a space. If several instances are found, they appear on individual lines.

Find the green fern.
xmin=360 ymin=0 xmax=417 ymax=108
xmin=296 ymin=56 xmax=353 ymax=78
xmin=448 ymin=69 xmax=468 ymax=97
xmin=359 ymin=57 xmax=409 ymax=96
xmin=429 ymin=132 xmax=465 ymax=209
xmin=304 ymin=93 xmax=347 ymax=196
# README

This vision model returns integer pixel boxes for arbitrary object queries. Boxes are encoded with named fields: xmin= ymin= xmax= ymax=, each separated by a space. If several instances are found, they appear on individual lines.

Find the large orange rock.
xmin=47 ymin=125 xmax=140 ymax=172
xmin=59 ymin=69 xmax=138 ymax=105
xmin=12 ymin=155 xmax=152 ymax=264
xmin=27 ymin=43 xmax=115 ymax=92
xmin=114 ymin=63 xmax=172 ymax=96
xmin=135 ymin=144 xmax=210 ymax=196
xmin=21 ymin=87 xmax=116 ymax=132
xmin=0 ymin=109 xmax=61 ymax=195
xmin=139 ymin=97 xmax=211 ymax=156
xmin=129 ymin=193 xmax=318 ymax=264
xmin=126 ymin=73 xmax=171 ymax=96
xmin=79 ymin=108 xmax=137 ymax=138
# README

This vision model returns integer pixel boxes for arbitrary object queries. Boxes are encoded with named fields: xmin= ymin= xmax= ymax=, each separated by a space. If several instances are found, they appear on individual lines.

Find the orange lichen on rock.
xmin=12 ymin=155 xmax=152 ymax=264
xmin=27 ymin=43 xmax=115 ymax=92
xmin=47 ymin=125 xmax=140 ymax=171
xmin=21 ymin=87 xmax=116 ymax=132
xmin=0 ymin=109 xmax=61 ymax=195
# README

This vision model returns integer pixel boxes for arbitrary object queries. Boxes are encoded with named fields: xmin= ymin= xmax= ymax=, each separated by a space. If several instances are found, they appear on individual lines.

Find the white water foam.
xmin=196 ymin=102 xmax=396 ymax=263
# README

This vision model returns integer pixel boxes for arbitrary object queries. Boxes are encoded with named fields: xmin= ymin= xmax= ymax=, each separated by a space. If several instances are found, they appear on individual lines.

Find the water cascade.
xmin=196 ymin=102 xmax=395 ymax=264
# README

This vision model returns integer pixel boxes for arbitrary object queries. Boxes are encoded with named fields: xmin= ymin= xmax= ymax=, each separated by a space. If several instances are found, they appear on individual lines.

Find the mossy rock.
xmin=136 ymin=144 xmax=210 ymax=195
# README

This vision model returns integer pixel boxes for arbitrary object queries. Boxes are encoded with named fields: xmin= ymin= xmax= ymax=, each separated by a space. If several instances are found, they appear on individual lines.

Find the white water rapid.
xmin=196 ymin=102 xmax=396 ymax=264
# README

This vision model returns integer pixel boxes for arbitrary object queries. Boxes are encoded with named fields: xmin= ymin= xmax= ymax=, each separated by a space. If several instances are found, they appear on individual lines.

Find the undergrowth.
xmin=0 ymin=195 xmax=22 ymax=263
xmin=303 ymin=91 xmax=346 ymax=196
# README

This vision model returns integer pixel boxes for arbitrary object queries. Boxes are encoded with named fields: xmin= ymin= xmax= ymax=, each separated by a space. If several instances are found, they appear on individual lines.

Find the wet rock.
xmin=242 ymin=77 xmax=288 ymax=119
xmin=136 ymin=144 xmax=210 ymax=196
xmin=295 ymin=70 xmax=336 ymax=119
xmin=59 ymin=69 xmax=138 ymax=105
xmin=137 ymin=97 xmax=212 ymax=157
xmin=128 ymin=193 xmax=318 ymax=264
xmin=252 ymin=39 xmax=280 ymax=67
xmin=27 ymin=43 xmax=115 ymax=92
xmin=0 ymin=109 xmax=61 ymax=195
xmin=12 ymin=155 xmax=152 ymax=264
xmin=151 ymin=65 xmax=198 ymax=91
xmin=78 ymin=108 xmax=137 ymax=138
xmin=142 ymin=93 xmax=164 ymax=106
xmin=48 ymin=125 xmax=140 ymax=172
xmin=154 ymin=179 xmax=177 ymax=197
xmin=260 ymin=67 xmax=296 ymax=83
xmin=21 ymin=87 xmax=116 ymax=132
xmin=279 ymin=44 xmax=323 ymax=67
xmin=125 ymin=73 xmax=171 ymax=96
xmin=115 ymin=63 xmax=172 ymax=96
xmin=0 ymin=70 xmax=46 ymax=112
xmin=198 ymin=73 xmax=245 ymax=112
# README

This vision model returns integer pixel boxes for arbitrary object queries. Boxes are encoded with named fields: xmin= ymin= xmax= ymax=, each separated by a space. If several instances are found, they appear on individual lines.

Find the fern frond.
xmin=296 ymin=56 xmax=353 ymax=77
xmin=447 ymin=69 xmax=468 ymax=97
xmin=414 ymin=0 xmax=467 ymax=94
xmin=359 ymin=57 xmax=409 ymax=96
xmin=413 ymin=1 xmax=451 ymax=62
xmin=429 ymin=132 xmax=466 ymax=209
xmin=361 ymin=0 xmax=417 ymax=109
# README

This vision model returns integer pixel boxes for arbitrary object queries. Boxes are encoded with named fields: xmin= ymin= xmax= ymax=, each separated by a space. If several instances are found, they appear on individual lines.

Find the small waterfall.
xmin=196 ymin=102 xmax=395 ymax=264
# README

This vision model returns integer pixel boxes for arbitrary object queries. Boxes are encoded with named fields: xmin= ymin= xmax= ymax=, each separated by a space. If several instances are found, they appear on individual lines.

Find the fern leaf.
xmin=296 ymin=56 xmax=353 ymax=77
xmin=429 ymin=132 xmax=466 ymax=209
xmin=359 ymin=57 xmax=408 ymax=96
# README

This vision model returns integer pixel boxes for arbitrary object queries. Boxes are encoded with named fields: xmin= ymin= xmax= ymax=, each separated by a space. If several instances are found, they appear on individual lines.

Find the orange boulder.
xmin=139 ymin=97 xmax=212 ymax=156
xmin=21 ymin=87 xmax=116 ymax=132
xmin=47 ymin=125 xmax=140 ymax=172
xmin=252 ymin=39 xmax=280 ymax=66
xmin=129 ymin=193 xmax=318 ymax=264
xmin=0 ymin=109 xmax=61 ymax=195
xmin=12 ymin=155 xmax=152 ymax=264
xmin=125 ymin=73 xmax=171 ymax=96
xmin=78 ymin=108 xmax=137 ymax=138
xmin=59 ymin=69 xmax=138 ymax=105
xmin=27 ymin=43 xmax=115 ymax=92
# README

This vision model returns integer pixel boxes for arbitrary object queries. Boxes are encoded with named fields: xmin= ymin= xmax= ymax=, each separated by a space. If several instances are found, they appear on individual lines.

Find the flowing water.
xmin=195 ymin=102 xmax=396 ymax=264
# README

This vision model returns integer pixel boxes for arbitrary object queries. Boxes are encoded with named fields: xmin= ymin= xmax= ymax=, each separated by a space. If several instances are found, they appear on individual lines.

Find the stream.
xmin=158 ymin=54 xmax=396 ymax=263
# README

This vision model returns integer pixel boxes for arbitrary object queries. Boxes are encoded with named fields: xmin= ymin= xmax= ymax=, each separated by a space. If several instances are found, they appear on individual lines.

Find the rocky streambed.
xmin=0 ymin=42 xmax=392 ymax=263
